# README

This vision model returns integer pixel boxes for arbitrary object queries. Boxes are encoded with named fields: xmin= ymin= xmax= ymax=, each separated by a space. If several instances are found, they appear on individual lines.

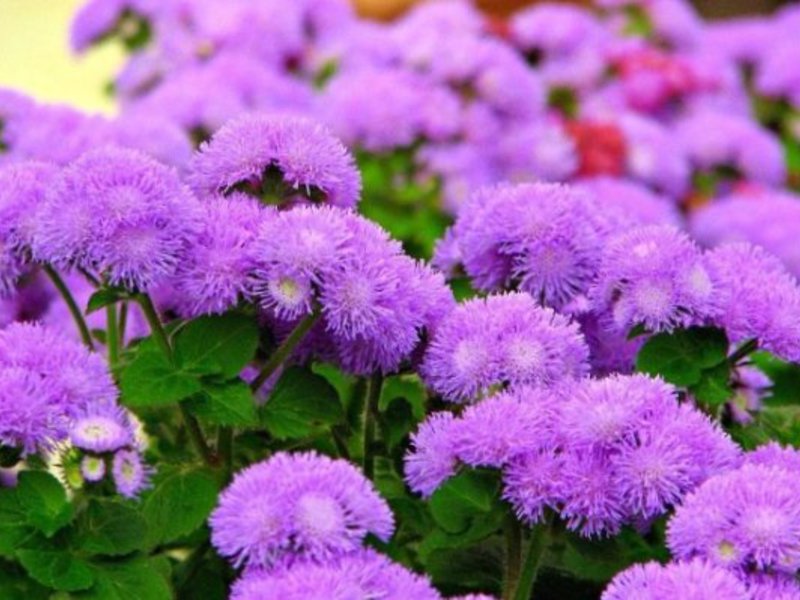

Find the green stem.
xmin=43 ymin=265 xmax=94 ymax=350
xmin=175 ymin=539 xmax=210 ymax=591
xmin=503 ymin=516 xmax=523 ymax=600
xmin=118 ymin=301 xmax=129 ymax=346
xmin=728 ymin=338 xmax=759 ymax=366
xmin=106 ymin=303 xmax=120 ymax=371
xmin=250 ymin=310 xmax=321 ymax=392
xmin=362 ymin=371 xmax=383 ymax=480
xmin=136 ymin=293 xmax=214 ymax=465
xmin=512 ymin=524 xmax=550 ymax=600
xmin=217 ymin=426 xmax=233 ymax=481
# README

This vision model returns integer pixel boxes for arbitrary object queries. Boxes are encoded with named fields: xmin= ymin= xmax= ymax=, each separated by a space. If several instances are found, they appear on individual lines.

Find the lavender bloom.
xmin=755 ymin=40 xmax=800 ymax=107
xmin=747 ymin=574 xmax=800 ymax=600
xmin=230 ymin=549 xmax=440 ymax=600
xmin=690 ymin=191 xmax=800 ymax=278
xmin=444 ymin=183 xmax=609 ymax=310
xmin=495 ymin=120 xmax=579 ymax=183
xmin=706 ymin=243 xmax=800 ymax=362
xmin=110 ymin=113 xmax=193 ymax=168
xmin=174 ymin=195 xmax=269 ymax=317
xmin=591 ymin=225 xmax=714 ymax=333
xmin=188 ymin=114 xmax=361 ymax=209
xmin=668 ymin=463 xmax=800 ymax=574
xmin=576 ymin=177 xmax=681 ymax=227
xmin=210 ymin=451 xmax=394 ymax=569
xmin=33 ymin=146 xmax=200 ymax=291
xmin=81 ymin=455 xmax=107 ymax=483
xmin=573 ymin=310 xmax=644 ymax=376
xmin=70 ymin=404 xmax=133 ymax=453
xmin=420 ymin=293 xmax=589 ymax=403
xmin=70 ymin=0 xmax=155 ymax=52
xmin=112 ymin=449 xmax=151 ymax=498
xmin=404 ymin=412 xmax=460 ymax=497
xmin=602 ymin=559 xmax=749 ymax=600
xmin=676 ymin=111 xmax=786 ymax=187
xmin=745 ymin=443 xmax=800 ymax=474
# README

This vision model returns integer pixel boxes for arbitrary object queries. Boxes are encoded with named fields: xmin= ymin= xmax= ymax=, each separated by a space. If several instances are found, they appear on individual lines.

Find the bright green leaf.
xmin=120 ymin=346 xmax=202 ymax=407
xmin=17 ymin=549 xmax=94 ymax=592
xmin=690 ymin=362 xmax=733 ymax=407
xmin=175 ymin=314 xmax=259 ymax=377
xmin=75 ymin=558 xmax=171 ymax=600
xmin=16 ymin=471 xmax=73 ymax=537
xmin=86 ymin=288 xmax=127 ymax=314
xmin=261 ymin=367 xmax=342 ymax=439
xmin=0 ymin=488 xmax=33 ymax=556
xmin=185 ymin=380 xmax=258 ymax=427
xmin=76 ymin=500 xmax=147 ymax=557
xmin=636 ymin=326 xmax=729 ymax=387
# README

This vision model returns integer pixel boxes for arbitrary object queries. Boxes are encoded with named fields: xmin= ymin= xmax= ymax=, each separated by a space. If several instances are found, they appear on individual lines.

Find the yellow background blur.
xmin=0 ymin=0 xmax=122 ymax=114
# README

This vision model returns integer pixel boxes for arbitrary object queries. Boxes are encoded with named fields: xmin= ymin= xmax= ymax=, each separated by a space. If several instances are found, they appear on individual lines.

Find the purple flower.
xmin=494 ymin=120 xmax=579 ymax=183
xmin=230 ymin=549 xmax=440 ymax=600
xmin=112 ymin=449 xmax=151 ymax=498
xmin=420 ymin=293 xmax=589 ymax=403
xmin=706 ymin=243 xmax=800 ymax=362
xmin=404 ymin=412 xmax=460 ymax=497
xmin=668 ymin=463 xmax=800 ymax=574
xmin=81 ymin=454 xmax=107 ymax=483
xmin=745 ymin=443 xmax=800 ymax=474
xmin=572 ymin=310 xmax=644 ymax=376
xmin=755 ymin=40 xmax=800 ymax=106
xmin=33 ymin=146 xmax=201 ymax=291
xmin=590 ymin=225 xmax=715 ymax=333
xmin=444 ymin=183 xmax=610 ymax=310
xmin=210 ymin=451 xmax=394 ymax=569
xmin=70 ymin=404 xmax=133 ymax=453
xmin=602 ymin=559 xmax=749 ymax=600
xmin=690 ymin=191 xmax=800 ymax=278
xmin=110 ymin=114 xmax=193 ymax=168
xmin=70 ymin=0 xmax=155 ymax=52
xmin=174 ymin=195 xmax=270 ymax=317
xmin=188 ymin=114 xmax=361 ymax=209
xmin=575 ymin=177 xmax=681 ymax=228
xmin=747 ymin=574 xmax=800 ymax=600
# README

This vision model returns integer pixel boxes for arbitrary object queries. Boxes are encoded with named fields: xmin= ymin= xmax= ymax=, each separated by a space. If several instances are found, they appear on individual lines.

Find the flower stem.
xmin=217 ymin=426 xmax=233 ymax=482
xmin=511 ymin=524 xmax=550 ymax=600
xmin=250 ymin=309 xmax=321 ymax=392
xmin=135 ymin=293 xmax=214 ymax=466
xmin=503 ymin=515 xmax=523 ymax=600
xmin=362 ymin=371 xmax=383 ymax=480
xmin=728 ymin=338 xmax=759 ymax=366
xmin=42 ymin=265 xmax=94 ymax=350
xmin=106 ymin=303 xmax=120 ymax=371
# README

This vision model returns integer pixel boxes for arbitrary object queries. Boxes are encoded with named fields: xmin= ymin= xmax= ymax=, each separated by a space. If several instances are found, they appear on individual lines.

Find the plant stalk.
xmin=503 ymin=515 xmax=523 ymax=600
xmin=362 ymin=371 xmax=383 ymax=480
xmin=511 ymin=524 xmax=550 ymax=600
xmin=106 ymin=303 xmax=120 ymax=371
xmin=728 ymin=338 xmax=759 ymax=366
xmin=43 ymin=265 xmax=94 ymax=350
xmin=250 ymin=309 xmax=321 ymax=392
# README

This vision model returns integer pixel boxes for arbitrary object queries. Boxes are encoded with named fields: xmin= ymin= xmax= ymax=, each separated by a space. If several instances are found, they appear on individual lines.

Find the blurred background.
xmin=0 ymin=0 xmax=795 ymax=114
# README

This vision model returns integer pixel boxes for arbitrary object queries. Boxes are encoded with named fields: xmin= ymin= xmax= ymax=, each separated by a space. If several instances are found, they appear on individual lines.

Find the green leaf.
xmin=0 ymin=488 xmax=33 ymax=556
xmin=17 ymin=549 xmax=94 ymax=592
xmin=185 ymin=380 xmax=258 ymax=427
xmin=16 ymin=471 xmax=73 ymax=537
xmin=175 ymin=314 xmax=259 ymax=377
xmin=379 ymin=374 xmax=427 ymax=419
xmin=261 ymin=367 xmax=343 ymax=440
xmin=635 ymin=326 xmax=729 ymax=387
xmin=86 ymin=288 xmax=127 ymax=314
xmin=419 ymin=508 xmax=505 ymax=558
xmin=428 ymin=470 xmax=501 ymax=534
xmin=76 ymin=501 xmax=147 ymax=557
xmin=690 ymin=362 xmax=733 ymax=407
xmin=380 ymin=398 xmax=416 ymax=453
xmin=142 ymin=467 xmax=219 ymax=548
xmin=75 ymin=558 xmax=171 ymax=600
xmin=120 ymin=345 xmax=202 ymax=407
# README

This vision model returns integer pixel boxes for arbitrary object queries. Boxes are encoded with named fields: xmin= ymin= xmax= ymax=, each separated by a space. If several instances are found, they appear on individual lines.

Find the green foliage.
xmin=174 ymin=314 xmax=259 ymax=378
xmin=76 ymin=501 xmax=147 ymax=556
xmin=429 ymin=470 xmax=502 ymax=535
xmin=16 ymin=471 xmax=73 ymax=538
xmin=186 ymin=380 xmax=258 ymax=427
xmin=120 ymin=343 xmax=203 ymax=408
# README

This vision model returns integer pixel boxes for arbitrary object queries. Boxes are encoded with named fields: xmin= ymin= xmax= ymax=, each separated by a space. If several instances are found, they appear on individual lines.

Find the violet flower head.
xmin=70 ymin=0 xmax=155 ymax=53
xmin=747 ymin=574 xmax=800 ymax=600
xmin=755 ymin=40 xmax=800 ymax=107
xmin=602 ymin=559 xmax=749 ymax=600
xmin=706 ymin=243 xmax=800 ymax=362
xmin=444 ymin=183 xmax=609 ymax=310
xmin=668 ymin=463 xmax=800 ymax=574
xmin=690 ymin=192 xmax=800 ymax=278
xmin=575 ymin=177 xmax=681 ymax=228
xmin=591 ymin=225 xmax=715 ymax=333
xmin=81 ymin=454 xmax=107 ymax=483
xmin=210 ymin=451 xmax=394 ymax=569
xmin=420 ymin=293 xmax=589 ymax=403
xmin=230 ymin=549 xmax=440 ymax=600
xmin=110 ymin=113 xmax=193 ymax=168
xmin=33 ymin=146 xmax=201 ymax=291
xmin=112 ymin=448 xmax=151 ymax=498
xmin=404 ymin=411 xmax=460 ymax=497
xmin=70 ymin=403 xmax=133 ymax=453
xmin=174 ymin=195 xmax=269 ymax=317
xmin=495 ymin=120 xmax=579 ymax=184
xmin=188 ymin=113 xmax=361 ymax=209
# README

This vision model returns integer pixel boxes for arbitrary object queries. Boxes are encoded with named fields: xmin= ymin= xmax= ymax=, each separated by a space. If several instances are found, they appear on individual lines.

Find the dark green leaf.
xmin=690 ymin=362 xmax=733 ymax=407
xmin=16 ymin=471 xmax=73 ymax=537
xmin=185 ymin=380 xmax=258 ymax=427
xmin=0 ymin=488 xmax=33 ymax=556
xmin=120 ymin=346 xmax=202 ymax=407
xmin=379 ymin=398 xmax=416 ymax=453
xmin=175 ymin=314 xmax=259 ymax=377
xmin=75 ymin=558 xmax=171 ymax=600
xmin=76 ymin=500 xmax=146 ymax=557
xmin=429 ymin=470 xmax=500 ymax=534
xmin=379 ymin=374 xmax=427 ymax=419
xmin=422 ymin=539 xmax=503 ymax=595
xmin=142 ymin=467 xmax=219 ymax=548
xmin=17 ymin=549 xmax=94 ymax=592
xmin=261 ymin=367 xmax=343 ymax=439
xmin=635 ymin=326 xmax=728 ymax=387
xmin=86 ymin=288 xmax=127 ymax=314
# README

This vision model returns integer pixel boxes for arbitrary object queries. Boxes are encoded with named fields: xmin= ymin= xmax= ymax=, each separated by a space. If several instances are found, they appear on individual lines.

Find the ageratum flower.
xmin=33 ymin=146 xmax=201 ymax=291
xmin=0 ymin=161 xmax=59 ymax=295
xmin=188 ymin=114 xmax=361 ymax=209
xmin=443 ymin=183 xmax=610 ymax=310
xmin=691 ymin=191 xmax=800 ymax=278
xmin=112 ymin=449 xmax=151 ymax=498
xmin=575 ymin=177 xmax=680 ymax=228
xmin=404 ymin=412 xmax=460 ymax=498
xmin=754 ymin=40 xmax=800 ymax=107
xmin=706 ymin=243 xmax=800 ymax=362
xmin=70 ymin=0 xmax=155 ymax=53
xmin=602 ymin=559 xmax=749 ymax=600
xmin=174 ymin=195 xmax=270 ymax=317
xmin=668 ymin=463 xmax=800 ymax=574
xmin=591 ymin=225 xmax=715 ymax=333
xmin=210 ymin=451 xmax=394 ymax=569
xmin=420 ymin=293 xmax=589 ymax=402
xmin=70 ymin=404 xmax=133 ymax=453
xmin=81 ymin=454 xmax=106 ymax=482
xmin=230 ymin=550 xmax=440 ymax=600
xmin=747 ymin=574 xmax=800 ymax=600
